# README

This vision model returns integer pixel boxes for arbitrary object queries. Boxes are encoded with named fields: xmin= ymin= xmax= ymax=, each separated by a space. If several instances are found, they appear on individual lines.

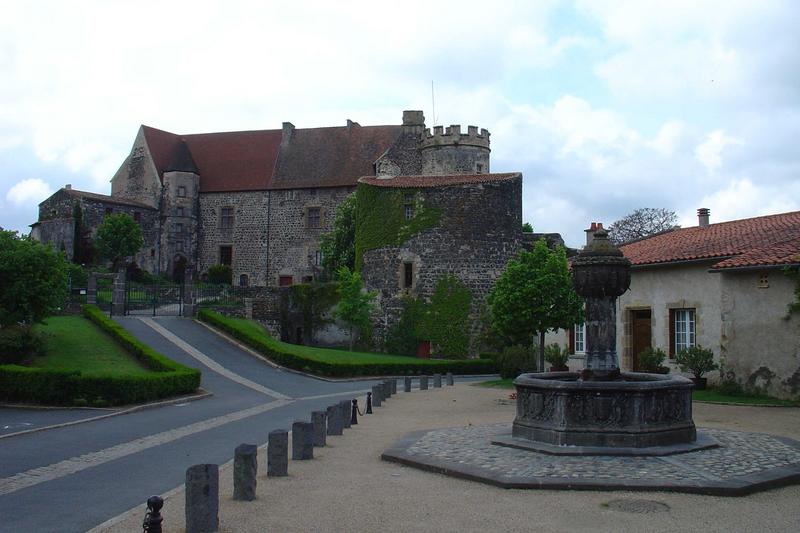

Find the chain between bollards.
xmin=142 ymin=495 xmax=164 ymax=533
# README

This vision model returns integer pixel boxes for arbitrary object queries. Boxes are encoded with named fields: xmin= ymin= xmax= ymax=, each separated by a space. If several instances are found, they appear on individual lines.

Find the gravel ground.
xmin=94 ymin=384 xmax=800 ymax=533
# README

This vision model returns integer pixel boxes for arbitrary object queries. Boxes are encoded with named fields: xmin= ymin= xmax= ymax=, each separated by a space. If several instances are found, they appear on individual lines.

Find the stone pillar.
xmin=420 ymin=376 xmax=429 ymax=390
xmin=233 ymin=444 xmax=257 ymax=501
xmin=292 ymin=421 xmax=314 ymax=460
xmin=340 ymin=400 xmax=351 ymax=429
xmin=87 ymin=273 xmax=97 ymax=305
xmin=111 ymin=268 xmax=126 ymax=316
xmin=371 ymin=386 xmax=382 ymax=407
xmin=182 ymin=270 xmax=196 ymax=318
xmin=404 ymin=377 xmax=412 ymax=392
xmin=267 ymin=430 xmax=288 ymax=477
xmin=383 ymin=380 xmax=392 ymax=398
xmin=585 ymin=296 xmax=619 ymax=373
xmin=446 ymin=372 xmax=454 ymax=386
xmin=390 ymin=379 xmax=397 ymax=394
xmin=433 ymin=374 xmax=442 ymax=388
xmin=311 ymin=411 xmax=327 ymax=447
xmin=326 ymin=405 xmax=343 ymax=435
xmin=244 ymin=298 xmax=254 ymax=319
xmin=185 ymin=464 xmax=219 ymax=533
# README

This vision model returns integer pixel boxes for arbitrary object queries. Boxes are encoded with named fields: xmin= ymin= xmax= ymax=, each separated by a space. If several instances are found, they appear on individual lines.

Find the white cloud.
xmin=5 ymin=178 xmax=52 ymax=207
xmin=694 ymin=130 xmax=743 ymax=172
xmin=682 ymin=178 xmax=800 ymax=227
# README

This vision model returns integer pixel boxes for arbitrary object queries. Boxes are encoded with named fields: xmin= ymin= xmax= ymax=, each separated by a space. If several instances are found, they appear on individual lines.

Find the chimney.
xmin=585 ymin=222 xmax=599 ymax=246
xmin=697 ymin=208 xmax=710 ymax=228
xmin=346 ymin=119 xmax=359 ymax=131
xmin=402 ymin=110 xmax=425 ymax=135
xmin=281 ymin=122 xmax=295 ymax=147
xmin=64 ymin=184 xmax=72 ymax=190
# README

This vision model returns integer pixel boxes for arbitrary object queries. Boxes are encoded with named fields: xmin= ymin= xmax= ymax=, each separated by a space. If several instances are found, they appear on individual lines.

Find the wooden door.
xmin=631 ymin=309 xmax=652 ymax=371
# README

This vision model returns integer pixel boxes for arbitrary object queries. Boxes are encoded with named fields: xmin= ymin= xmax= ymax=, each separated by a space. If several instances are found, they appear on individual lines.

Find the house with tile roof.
xmin=612 ymin=208 xmax=799 ymax=399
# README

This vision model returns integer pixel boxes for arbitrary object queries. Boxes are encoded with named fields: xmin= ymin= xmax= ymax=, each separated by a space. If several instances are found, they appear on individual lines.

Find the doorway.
xmin=630 ymin=309 xmax=652 ymax=371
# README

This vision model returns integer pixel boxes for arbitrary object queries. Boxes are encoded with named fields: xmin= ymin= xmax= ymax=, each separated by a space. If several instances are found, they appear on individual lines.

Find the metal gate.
xmin=125 ymin=281 xmax=184 ymax=316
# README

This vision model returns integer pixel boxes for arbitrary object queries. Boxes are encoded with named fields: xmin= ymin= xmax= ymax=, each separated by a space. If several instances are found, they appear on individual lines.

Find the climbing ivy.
xmin=385 ymin=296 xmax=427 ymax=356
xmin=354 ymin=183 xmax=441 ymax=271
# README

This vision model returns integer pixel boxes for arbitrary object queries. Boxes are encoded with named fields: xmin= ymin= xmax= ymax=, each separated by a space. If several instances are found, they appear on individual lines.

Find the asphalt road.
xmin=0 ymin=317 xmax=393 ymax=533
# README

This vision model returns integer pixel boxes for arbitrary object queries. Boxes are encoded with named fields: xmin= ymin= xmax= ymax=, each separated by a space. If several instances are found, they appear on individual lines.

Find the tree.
xmin=334 ymin=266 xmax=377 ymax=350
xmin=607 ymin=207 xmax=679 ymax=244
xmin=320 ymin=193 xmax=356 ymax=273
xmin=522 ymin=222 xmax=533 ymax=233
xmin=487 ymin=239 xmax=584 ymax=371
xmin=417 ymin=275 xmax=472 ymax=358
xmin=0 ymin=229 xmax=68 ymax=327
xmin=94 ymin=213 xmax=144 ymax=270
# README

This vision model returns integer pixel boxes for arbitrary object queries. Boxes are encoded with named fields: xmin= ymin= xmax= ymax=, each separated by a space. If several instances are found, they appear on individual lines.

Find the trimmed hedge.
xmin=198 ymin=309 xmax=496 ymax=377
xmin=0 ymin=306 xmax=201 ymax=406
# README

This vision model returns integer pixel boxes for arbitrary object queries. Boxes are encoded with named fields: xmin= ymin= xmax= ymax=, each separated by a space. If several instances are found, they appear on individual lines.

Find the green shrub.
xmin=207 ymin=265 xmax=232 ymax=285
xmin=638 ymin=347 xmax=668 ymax=373
xmin=544 ymin=343 xmax=569 ymax=368
xmin=0 ymin=306 xmax=201 ymax=405
xmin=197 ymin=308 xmax=495 ymax=377
xmin=495 ymin=345 xmax=537 ymax=379
xmin=675 ymin=345 xmax=718 ymax=379
xmin=715 ymin=379 xmax=744 ymax=396
xmin=0 ymin=325 xmax=45 ymax=364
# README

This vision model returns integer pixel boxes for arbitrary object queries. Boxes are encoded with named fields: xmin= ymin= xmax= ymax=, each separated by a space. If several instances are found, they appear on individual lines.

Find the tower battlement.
xmin=420 ymin=124 xmax=490 ymax=150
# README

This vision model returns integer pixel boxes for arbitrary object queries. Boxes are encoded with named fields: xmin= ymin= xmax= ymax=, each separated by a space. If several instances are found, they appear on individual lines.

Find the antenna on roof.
xmin=431 ymin=80 xmax=438 ymax=127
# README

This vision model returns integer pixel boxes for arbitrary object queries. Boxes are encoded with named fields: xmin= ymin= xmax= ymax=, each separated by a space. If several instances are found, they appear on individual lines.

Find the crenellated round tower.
xmin=419 ymin=124 xmax=490 ymax=175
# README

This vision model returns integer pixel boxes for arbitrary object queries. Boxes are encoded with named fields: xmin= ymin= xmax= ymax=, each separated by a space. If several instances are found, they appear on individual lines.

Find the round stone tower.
xmin=419 ymin=124 xmax=490 ymax=175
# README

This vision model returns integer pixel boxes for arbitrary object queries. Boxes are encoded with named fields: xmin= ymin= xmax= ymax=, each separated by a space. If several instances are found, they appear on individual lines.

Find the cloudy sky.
xmin=1 ymin=0 xmax=798 ymax=247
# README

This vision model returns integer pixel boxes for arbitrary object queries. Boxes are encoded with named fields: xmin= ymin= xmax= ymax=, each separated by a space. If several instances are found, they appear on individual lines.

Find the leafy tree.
xmin=0 ymin=229 xmax=69 ymax=327
xmin=385 ymin=296 xmax=426 ymax=356
xmin=334 ymin=266 xmax=377 ymax=350
xmin=320 ymin=193 xmax=356 ymax=273
xmin=94 ymin=213 xmax=144 ymax=270
xmin=522 ymin=222 xmax=533 ymax=233
xmin=487 ymin=239 xmax=584 ymax=371
xmin=607 ymin=207 xmax=679 ymax=244
xmin=417 ymin=275 xmax=472 ymax=358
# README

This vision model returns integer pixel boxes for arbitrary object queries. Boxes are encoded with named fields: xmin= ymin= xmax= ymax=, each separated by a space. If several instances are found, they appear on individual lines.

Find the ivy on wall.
xmin=354 ymin=184 xmax=441 ymax=271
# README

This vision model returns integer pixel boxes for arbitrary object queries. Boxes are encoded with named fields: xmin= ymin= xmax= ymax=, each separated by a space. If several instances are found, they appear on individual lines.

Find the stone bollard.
xmin=292 ymin=421 xmax=314 ymax=460
xmin=340 ymin=400 xmax=352 ymax=429
xmin=326 ymin=404 xmax=343 ymax=435
xmin=404 ymin=376 xmax=412 ymax=393
xmin=420 ymin=375 xmax=429 ymax=390
xmin=371 ymin=385 xmax=382 ymax=407
xmin=382 ymin=380 xmax=391 ymax=399
xmin=185 ymin=464 xmax=219 ymax=533
xmin=446 ymin=372 xmax=454 ymax=386
xmin=434 ymin=373 xmax=442 ymax=388
xmin=233 ymin=444 xmax=257 ymax=501
xmin=311 ymin=411 xmax=327 ymax=447
xmin=391 ymin=378 xmax=397 ymax=395
xmin=268 ymin=429 xmax=288 ymax=477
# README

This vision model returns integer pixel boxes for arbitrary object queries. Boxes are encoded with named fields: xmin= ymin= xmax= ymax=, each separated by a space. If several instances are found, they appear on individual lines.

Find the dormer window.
xmin=177 ymin=186 xmax=186 ymax=197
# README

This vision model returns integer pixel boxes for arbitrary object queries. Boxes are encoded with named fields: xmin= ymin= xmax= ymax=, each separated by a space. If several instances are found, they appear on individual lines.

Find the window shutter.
xmin=668 ymin=309 xmax=675 ymax=358
xmin=568 ymin=328 xmax=575 ymax=354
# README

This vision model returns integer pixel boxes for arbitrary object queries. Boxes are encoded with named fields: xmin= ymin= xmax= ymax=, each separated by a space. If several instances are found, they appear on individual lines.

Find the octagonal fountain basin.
xmin=492 ymin=371 xmax=719 ymax=456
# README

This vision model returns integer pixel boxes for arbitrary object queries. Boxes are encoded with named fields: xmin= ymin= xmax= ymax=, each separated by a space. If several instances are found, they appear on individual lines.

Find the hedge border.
xmin=0 ymin=306 xmax=201 ymax=406
xmin=197 ymin=309 xmax=496 ymax=377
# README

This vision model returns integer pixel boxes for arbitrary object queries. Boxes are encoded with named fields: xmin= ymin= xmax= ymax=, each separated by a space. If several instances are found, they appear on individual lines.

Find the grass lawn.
xmin=475 ymin=377 xmax=799 ymax=406
xmin=218 ymin=315 xmax=468 ymax=366
xmin=31 ymin=316 xmax=152 ymax=376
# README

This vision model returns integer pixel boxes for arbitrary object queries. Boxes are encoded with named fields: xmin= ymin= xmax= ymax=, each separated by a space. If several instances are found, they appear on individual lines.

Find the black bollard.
xmin=366 ymin=392 xmax=373 ymax=414
xmin=351 ymin=399 xmax=359 ymax=425
xmin=142 ymin=495 xmax=163 ymax=533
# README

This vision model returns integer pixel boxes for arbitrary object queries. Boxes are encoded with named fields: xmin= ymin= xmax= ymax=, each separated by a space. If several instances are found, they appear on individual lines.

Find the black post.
xmin=351 ymin=399 xmax=359 ymax=425
xmin=366 ymin=392 xmax=373 ymax=414
xmin=142 ymin=495 xmax=164 ymax=533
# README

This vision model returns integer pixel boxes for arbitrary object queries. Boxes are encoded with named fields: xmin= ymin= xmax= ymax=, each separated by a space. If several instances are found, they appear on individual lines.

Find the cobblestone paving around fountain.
xmin=382 ymin=424 xmax=800 ymax=495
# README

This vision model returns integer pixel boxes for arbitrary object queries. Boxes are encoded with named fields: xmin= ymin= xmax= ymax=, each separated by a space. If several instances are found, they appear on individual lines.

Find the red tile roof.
xmin=141 ymin=123 xmax=402 ymax=193
xmin=620 ymin=211 xmax=800 ymax=270
xmin=358 ymin=172 xmax=521 ymax=188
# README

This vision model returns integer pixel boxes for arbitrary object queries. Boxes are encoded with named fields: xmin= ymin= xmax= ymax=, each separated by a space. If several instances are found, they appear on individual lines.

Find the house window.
xmin=574 ymin=323 xmax=586 ymax=354
xmin=177 ymin=186 xmax=186 ymax=197
xmin=220 ymin=207 xmax=234 ymax=229
xmin=239 ymin=274 xmax=249 ymax=287
xmin=403 ymin=262 xmax=413 ymax=289
xmin=314 ymin=250 xmax=323 ymax=266
xmin=403 ymin=193 xmax=414 ymax=220
xmin=133 ymin=211 xmax=141 ymax=223
xmin=307 ymin=207 xmax=321 ymax=229
xmin=219 ymin=246 xmax=232 ymax=266
xmin=670 ymin=308 xmax=696 ymax=357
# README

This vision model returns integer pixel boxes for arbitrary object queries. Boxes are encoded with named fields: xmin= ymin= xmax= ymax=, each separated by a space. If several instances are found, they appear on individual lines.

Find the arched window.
xmin=239 ymin=274 xmax=249 ymax=287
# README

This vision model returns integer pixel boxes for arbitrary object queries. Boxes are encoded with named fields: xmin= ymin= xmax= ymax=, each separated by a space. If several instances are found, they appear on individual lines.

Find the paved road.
xmin=0 ymin=317 xmax=394 ymax=533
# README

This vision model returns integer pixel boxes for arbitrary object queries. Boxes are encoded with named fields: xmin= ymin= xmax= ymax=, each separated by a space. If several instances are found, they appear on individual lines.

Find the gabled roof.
xmin=620 ymin=211 xmax=800 ymax=270
xmin=59 ymin=188 xmax=157 ymax=210
xmin=141 ymin=122 xmax=402 ymax=193
xmin=358 ymin=172 xmax=520 ymax=188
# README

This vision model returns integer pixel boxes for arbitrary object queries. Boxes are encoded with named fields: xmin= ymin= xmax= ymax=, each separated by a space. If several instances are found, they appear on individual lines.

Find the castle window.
xmin=175 ymin=223 xmax=183 ymax=235
xmin=403 ymin=262 xmax=413 ymax=289
xmin=220 ymin=207 xmax=234 ymax=229
xmin=176 ymin=241 xmax=184 ymax=252
xmin=176 ymin=207 xmax=184 ymax=217
xmin=404 ymin=193 xmax=414 ymax=220
xmin=105 ymin=207 xmax=113 ymax=216
xmin=314 ymin=250 xmax=323 ymax=266
xmin=219 ymin=246 xmax=232 ymax=266
xmin=150 ymin=248 xmax=155 ymax=257
xmin=133 ymin=211 xmax=141 ymax=223
xmin=307 ymin=207 xmax=321 ymax=229
xmin=239 ymin=274 xmax=249 ymax=287
xmin=177 ymin=186 xmax=186 ymax=197
xmin=476 ymin=163 xmax=484 ymax=174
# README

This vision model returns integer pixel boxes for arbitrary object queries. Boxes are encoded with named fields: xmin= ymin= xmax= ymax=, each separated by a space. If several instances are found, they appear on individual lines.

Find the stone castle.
xmin=32 ymin=110 xmax=560 ymax=353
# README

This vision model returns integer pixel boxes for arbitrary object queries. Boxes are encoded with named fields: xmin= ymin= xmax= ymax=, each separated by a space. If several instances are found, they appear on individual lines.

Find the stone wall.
xmin=361 ymin=176 xmax=523 ymax=355
xmin=110 ymin=126 xmax=161 ymax=208
xmin=161 ymin=170 xmax=200 ymax=279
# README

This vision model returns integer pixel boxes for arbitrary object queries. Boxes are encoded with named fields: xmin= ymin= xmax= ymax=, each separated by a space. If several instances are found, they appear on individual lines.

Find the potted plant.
xmin=544 ymin=343 xmax=570 ymax=372
xmin=638 ymin=347 xmax=669 ymax=374
xmin=674 ymin=345 xmax=718 ymax=389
